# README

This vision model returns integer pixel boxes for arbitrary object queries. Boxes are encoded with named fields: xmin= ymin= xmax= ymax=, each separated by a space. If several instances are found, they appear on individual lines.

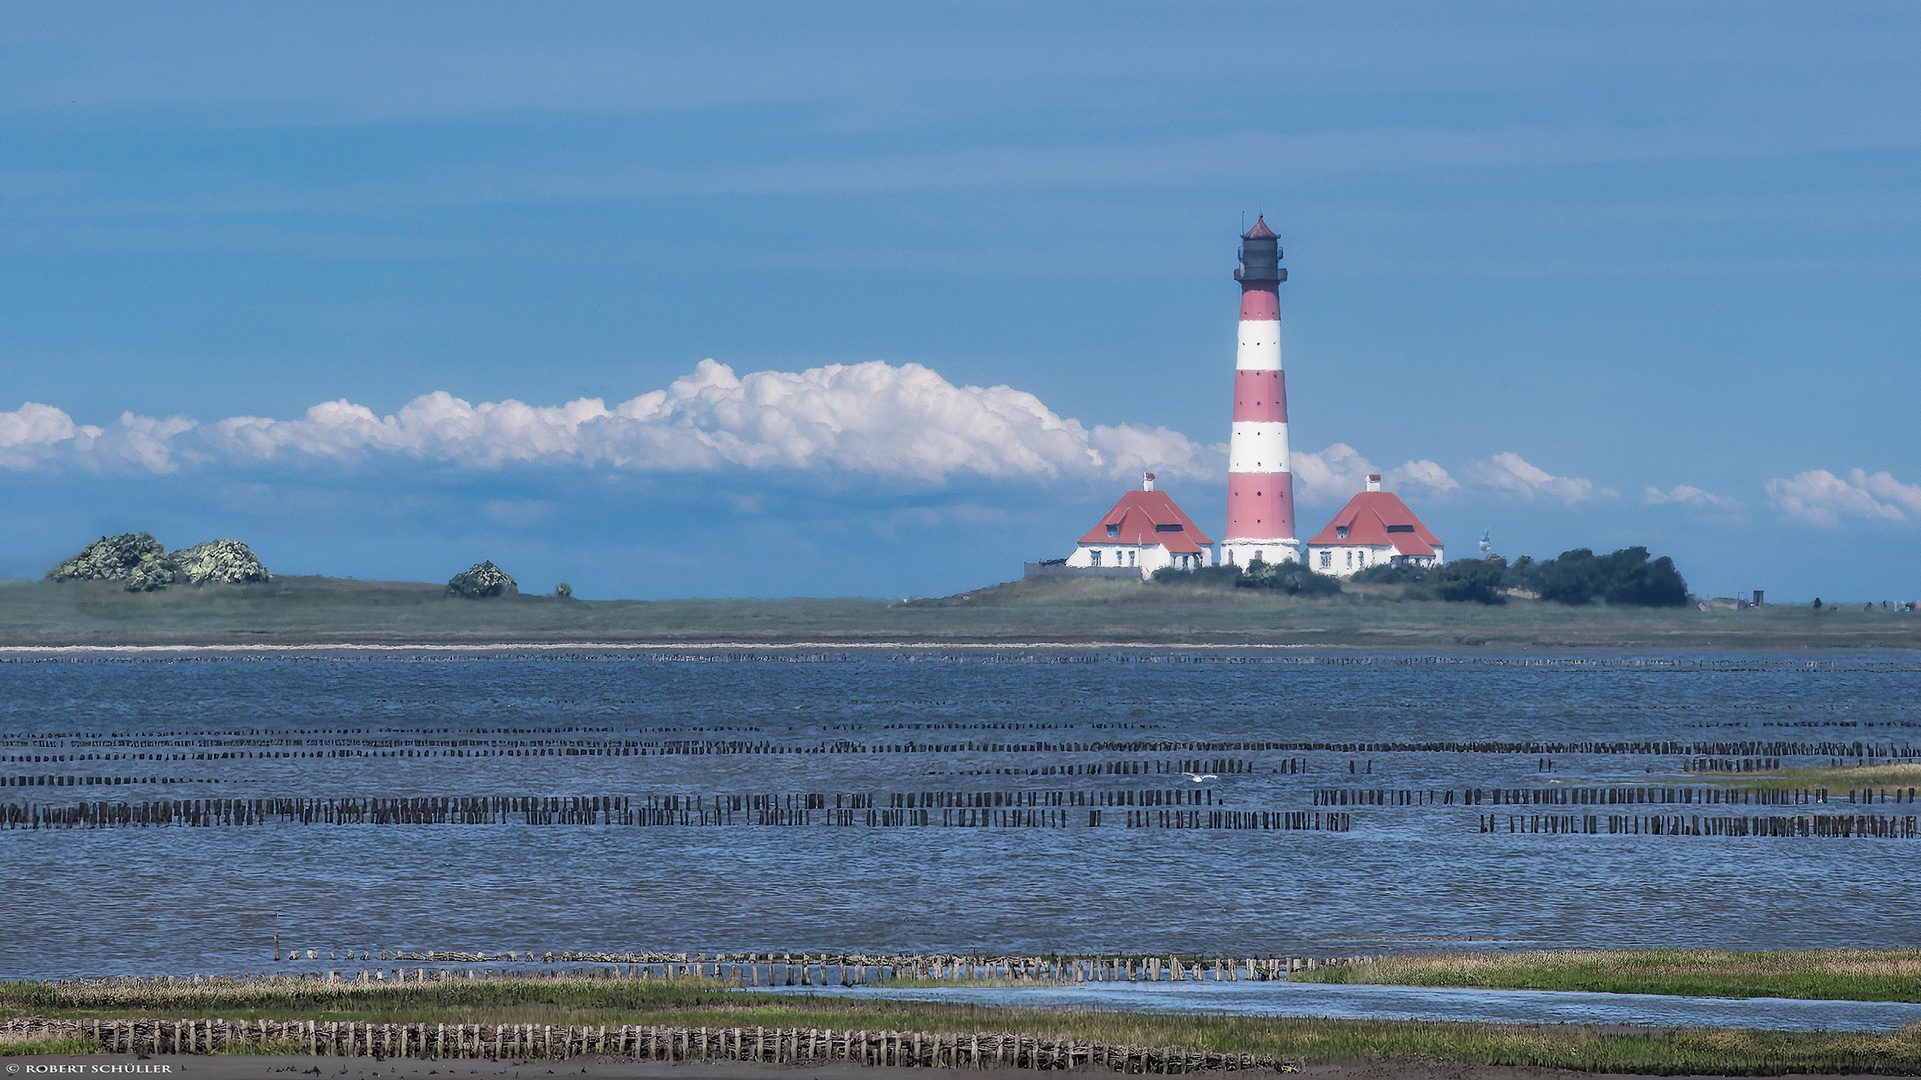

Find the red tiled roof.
xmin=1306 ymin=491 xmax=1442 ymax=558
xmin=1243 ymin=214 xmax=1276 ymax=239
xmin=1077 ymin=490 xmax=1215 ymax=554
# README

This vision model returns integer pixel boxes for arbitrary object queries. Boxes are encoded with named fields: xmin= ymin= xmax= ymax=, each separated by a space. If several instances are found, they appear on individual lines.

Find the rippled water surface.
xmin=759 ymin=982 xmax=1921 ymax=1032
xmin=3 ymin=649 xmax=1918 ymax=988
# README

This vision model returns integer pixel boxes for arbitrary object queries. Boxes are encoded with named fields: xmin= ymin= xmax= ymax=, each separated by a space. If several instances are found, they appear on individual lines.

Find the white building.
xmin=1305 ymin=475 xmax=1444 ymax=577
xmin=1062 ymin=475 xmax=1215 ymax=580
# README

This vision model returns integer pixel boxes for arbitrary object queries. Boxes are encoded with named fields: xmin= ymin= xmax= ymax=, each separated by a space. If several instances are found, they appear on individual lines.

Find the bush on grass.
xmin=448 ymin=561 xmax=518 ymax=598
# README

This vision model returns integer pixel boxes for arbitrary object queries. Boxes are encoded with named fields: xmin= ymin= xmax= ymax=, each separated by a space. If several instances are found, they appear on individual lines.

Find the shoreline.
xmin=4 ymin=578 xmax=1917 ymax=653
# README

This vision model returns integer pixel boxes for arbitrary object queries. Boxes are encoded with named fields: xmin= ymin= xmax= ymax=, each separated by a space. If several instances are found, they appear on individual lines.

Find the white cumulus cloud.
xmin=1291 ymin=443 xmax=1458 ymax=505
xmin=1766 ymin=468 xmax=1921 ymax=527
xmin=1644 ymin=484 xmax=1739 ymax=510
xmin=0 ymin=359 xmax=1219 ymax=486
xmin=1465 ymin=452 xmax=1614 ymax=504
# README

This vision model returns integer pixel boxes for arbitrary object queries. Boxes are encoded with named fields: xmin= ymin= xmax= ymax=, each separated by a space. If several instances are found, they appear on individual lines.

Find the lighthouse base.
xmin=1221 ymin=539 xmax=1303 ymax=568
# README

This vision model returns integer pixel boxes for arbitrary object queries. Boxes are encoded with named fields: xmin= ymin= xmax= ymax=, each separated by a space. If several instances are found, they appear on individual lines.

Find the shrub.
xmin=448 ymin=561 xmax=518 ymax=598
xmin=47 ymin=533 xmax=270 ymax=591
xmin=1150 ymin=559 xmax=1340 ymax=596
xmin=1237 ymin=557 xmax=1342 ymax=596
xmin=1349 ymin=562 xmax=1427 ymax=585
xmin=124 ymin=552 xmax=178 ymax=592
xmin=1430 ymin=557 xmax=1507 ymax=605
xmin=1149 ymin=564 xmax=1243 ymax=587
xmin=1503 ymin=555 xmax=1543 ymax=595
xmin=46 ymin=532 xmax=165 ymax=581
xmin=170 ymin=539 xmax=272 ymax=585
xmin=1350 ymin=558 xmax=1505 ymax=603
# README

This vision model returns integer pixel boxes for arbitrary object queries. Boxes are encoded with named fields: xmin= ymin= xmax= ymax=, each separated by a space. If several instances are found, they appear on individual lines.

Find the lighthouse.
xmin=1221 ymin=215 xmax=1300 ymax=566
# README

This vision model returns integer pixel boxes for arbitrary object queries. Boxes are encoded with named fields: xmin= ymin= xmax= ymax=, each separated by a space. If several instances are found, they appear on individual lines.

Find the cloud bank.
xmin=1767 ymin=468 xmax=1921 ymax=526
xmin=1465 ymin=452 xmax=1614 ymax=504
xmin=3 ymin=359 xmax=1636 ymax=515
xmin=1292 ymin=443 xmax=1458 ymax=505
xmin=0 ymin=359 xmax=1215 ymax=486
xmin=1644 ymin=484 xmax=1739 ymax=510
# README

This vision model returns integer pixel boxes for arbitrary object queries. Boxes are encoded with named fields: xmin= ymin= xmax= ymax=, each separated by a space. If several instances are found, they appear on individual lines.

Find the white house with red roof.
xmin=1305 ymin=474 xmax=1444 ymax=577
xmin=1059 ymin=474 xmax=1215 ymax=579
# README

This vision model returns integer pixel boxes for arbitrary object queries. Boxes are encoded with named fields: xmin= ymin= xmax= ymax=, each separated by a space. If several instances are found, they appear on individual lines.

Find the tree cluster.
xmin=1508 ymin=547 xmax=1690 ymax=607
xmin=46 ymin=533 xmax=271 ymax=592
xmin=1352 ymin=546 xmax=1689 ymax=607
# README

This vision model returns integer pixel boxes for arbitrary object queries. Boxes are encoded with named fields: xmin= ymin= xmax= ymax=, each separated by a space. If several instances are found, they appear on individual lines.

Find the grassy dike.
xmin=2 ymin=575 xmax=1919 ymax=649
xmin=5 ymin=977 xmax=1921 ymax=1073
xmin=1293 ymin=948 xmax=1921 ymax=1003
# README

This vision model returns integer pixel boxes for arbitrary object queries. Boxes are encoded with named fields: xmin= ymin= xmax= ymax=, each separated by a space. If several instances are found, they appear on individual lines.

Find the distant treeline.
xmin=1357 ymin=547 xmax=1689 ymax=606
xmin=1154 ymin=546 xmax=1689 ymax=607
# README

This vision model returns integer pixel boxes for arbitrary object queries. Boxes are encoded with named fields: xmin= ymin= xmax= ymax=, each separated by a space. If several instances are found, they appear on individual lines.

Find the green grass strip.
xmin=1295 ymin=948 xmax=1921 ymax=1002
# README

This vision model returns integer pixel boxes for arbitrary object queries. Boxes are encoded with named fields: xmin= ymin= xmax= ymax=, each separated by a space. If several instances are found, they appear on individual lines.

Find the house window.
xmin=1091 ymin=551 xmax=1101 ymax=566
xmin=1128 ymin=549 xmax=1137 ymax=566
xmin=1319 ymin=551 xmax=1331 ymax=569
xmin=1345 ymin=550 xmax=1352 ymax=568
xmin=1107 ymin=524 xmax=1119 ymax=538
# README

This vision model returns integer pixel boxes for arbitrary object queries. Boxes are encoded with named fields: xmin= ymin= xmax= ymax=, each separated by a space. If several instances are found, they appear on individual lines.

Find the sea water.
xmin=1 ymin=649 xmax=1916 ymax=993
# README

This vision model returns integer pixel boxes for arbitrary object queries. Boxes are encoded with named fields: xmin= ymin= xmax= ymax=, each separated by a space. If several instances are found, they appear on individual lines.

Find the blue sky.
xmin=1 ymin=2 xmax=1916 ymax=601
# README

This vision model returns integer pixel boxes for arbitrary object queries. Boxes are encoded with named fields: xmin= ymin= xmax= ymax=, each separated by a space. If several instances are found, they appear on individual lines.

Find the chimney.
xmin=1366 ymin=474 xmax=1382 ymax=492
xmin=1143 ymin=471 xmax=1156 ymax=492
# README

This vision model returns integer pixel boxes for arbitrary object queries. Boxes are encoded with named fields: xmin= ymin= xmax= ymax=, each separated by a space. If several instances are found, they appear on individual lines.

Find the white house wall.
xmin=1309 ymin=543 xmax=1444 ymax=578
xmin=1068 ymin=542 xmax=1212 ymax=579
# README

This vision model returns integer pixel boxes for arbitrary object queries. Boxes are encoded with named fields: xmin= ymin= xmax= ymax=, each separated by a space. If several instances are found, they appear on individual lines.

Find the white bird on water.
xmin=1181 ymin=771 xmax=1218 ymax=782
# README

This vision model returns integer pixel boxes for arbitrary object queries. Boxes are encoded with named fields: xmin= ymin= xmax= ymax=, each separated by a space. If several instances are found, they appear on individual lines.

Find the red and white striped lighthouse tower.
xmin=1221 ymin=215 xmax=1299 ymax=566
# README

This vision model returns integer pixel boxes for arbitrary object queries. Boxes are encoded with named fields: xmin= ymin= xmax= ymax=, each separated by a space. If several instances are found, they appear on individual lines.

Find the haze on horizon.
xmin=0 ymin=2 xmax=1916 ymax=602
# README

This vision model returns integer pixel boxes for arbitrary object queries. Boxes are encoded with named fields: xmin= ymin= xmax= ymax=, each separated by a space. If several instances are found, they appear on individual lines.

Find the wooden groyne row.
xmin=0 ymin=798 xmax=1355 ymax=833
xmin=1479 ymin=813 xmax=1921 ymax=838
xmin=1455 ymin=786 xmax=1914 ymax=806
xmin=15 ymin=734 xmax=1917 ymax=759
xmin=1683 ymin=757 xmax=1783 ymax=773
xmin=1 ymin=1018 xmax=1286 ymax=1071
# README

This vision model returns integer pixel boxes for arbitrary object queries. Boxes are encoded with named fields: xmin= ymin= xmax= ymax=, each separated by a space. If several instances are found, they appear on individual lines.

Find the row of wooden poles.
xmin=1457 ymin=786 xmax=1917 ymax=806
xmin=0 ymin=798 xmax=1360 ymax=833
xmin=1313 ymin=786 xmax=1913 ymax=807
xmin=256 ymin=955 xmax=1350 ymax=984
xmin=17 ymin=735 xmax=1918 ymax=759
xmin=5 ymin=1019 xmax=1279 ymax=1072
xmin=1479 ymin=813 xmax=1920 ymax=838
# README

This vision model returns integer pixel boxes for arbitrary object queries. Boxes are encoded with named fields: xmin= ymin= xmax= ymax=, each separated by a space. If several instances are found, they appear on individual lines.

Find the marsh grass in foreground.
xmin=0 ymin=1036 xmax=99 ymax=1056
xmin=1294 ymin=948 xmax=1921 ymax=1002
xmin=7 ymin=978 xmax=1921 ymax=1073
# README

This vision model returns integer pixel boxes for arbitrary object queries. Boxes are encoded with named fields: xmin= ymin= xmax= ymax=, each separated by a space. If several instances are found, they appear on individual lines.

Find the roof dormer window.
xmin=1106 ymin=524 xmax=1120 ymax=538
xmin=1335 ymin=526 xmax=1349 ymax=540
xmin=1154 ymin=523 xmax=1182 ymax=532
